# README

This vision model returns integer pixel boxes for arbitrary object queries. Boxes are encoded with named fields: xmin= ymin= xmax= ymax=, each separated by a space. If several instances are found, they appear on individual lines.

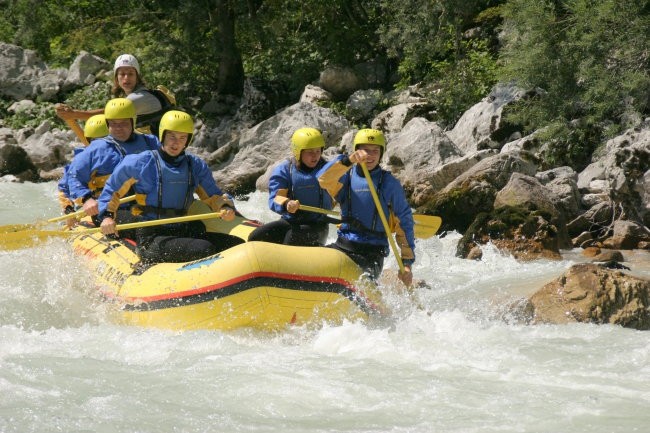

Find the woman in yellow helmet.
xmin=96 ymin=110 xmax=240 ymax=264
xmin=317 ymin=129 xmax=416 ymax=286
xmin=248 ymin=127 xmax=335 ymax=246
xmin=57 ymin=114 xmax=109 ymax=224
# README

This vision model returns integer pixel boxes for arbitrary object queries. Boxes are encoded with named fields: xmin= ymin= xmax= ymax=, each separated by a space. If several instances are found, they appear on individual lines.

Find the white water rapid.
xmin=1 ymin=181 xmax=649 ymax=433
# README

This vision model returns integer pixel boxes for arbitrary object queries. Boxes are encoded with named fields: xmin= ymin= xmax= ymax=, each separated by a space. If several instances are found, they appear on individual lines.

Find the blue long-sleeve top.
xmin=268 ymin=158 xmax=333 ymax=223
xmin=67 ymin=132 xmax=160 ymax=204
xmin=57 ymin=147 xmax=84 ymax=211
xmin=97 ymin=149 xmax=234 ymax=221
xmin=317 ymin=154 xmax=416 ymax=265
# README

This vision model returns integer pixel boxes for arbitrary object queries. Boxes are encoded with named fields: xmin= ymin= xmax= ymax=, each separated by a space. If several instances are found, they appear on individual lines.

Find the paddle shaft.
xmin=298 ymin=204 xmax=338 ymax=216
xmin=47 ymin=195 xmax=136 ymax=224
xmin=1 ymin=210 xmax=226 ymax=251
xmin=75 ymin=210 xmax=227 ymax=235
xmin=64 ymin=117 xmax=89 ymax=145
xmin=298 ymin=205 xmax=441 ymax=239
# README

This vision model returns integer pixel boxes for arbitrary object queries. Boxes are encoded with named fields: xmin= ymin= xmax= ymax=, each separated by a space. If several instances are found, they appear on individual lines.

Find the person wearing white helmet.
xmin=56 ymin=53 xmax=175 ymax=137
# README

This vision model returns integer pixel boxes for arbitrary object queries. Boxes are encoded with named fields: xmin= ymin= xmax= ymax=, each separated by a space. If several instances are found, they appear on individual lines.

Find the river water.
xmin=1 ymin=181 xmax=649 ymax=433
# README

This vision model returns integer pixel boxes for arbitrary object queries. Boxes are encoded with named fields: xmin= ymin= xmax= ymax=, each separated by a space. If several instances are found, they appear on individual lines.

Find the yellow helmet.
xmin=104 ymin=98 xmax=137 ymax=129
xmin=159 ymin=110 xmax=194 ymax=145
xmin=290 ymin=127 xmax=325 ymax=160
xmin=83 ymin=114 xmax=108 ymax=141
xmin=353 ymin=128 xmax=386 ymax=152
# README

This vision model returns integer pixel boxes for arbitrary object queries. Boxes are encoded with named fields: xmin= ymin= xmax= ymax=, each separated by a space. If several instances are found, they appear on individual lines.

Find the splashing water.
xmin=1 ymin=182 xmax=649 ymax=433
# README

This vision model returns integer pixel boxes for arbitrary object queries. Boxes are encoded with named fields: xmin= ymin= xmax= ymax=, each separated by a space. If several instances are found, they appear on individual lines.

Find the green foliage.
xmin=428 ymin=39 xmax=499 ymax=127
xmin=535 ymin=120 xmax=602 ymax=172
xmin=238 ymin=0 xmax=385 ymax=95
xmin=316 ymin=100 xmax=349 ymax=118
xmin=499 ymin=0 xmax=650 ymax=135
xmin=0 ymin=0 xmax=646 ymax=169
xmin=0 ymin=99 xmax=60 ymax=129
xmin=63 ymin=83 xmax=112 ymax=111
xmin=0 ymin=13 xmax=13 ymax=43
xmin=379 ymin=1 xmax=502 ymax=126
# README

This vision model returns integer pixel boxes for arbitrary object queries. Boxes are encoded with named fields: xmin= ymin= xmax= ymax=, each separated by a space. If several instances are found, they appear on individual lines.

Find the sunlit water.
xmin=1 ymin=181 xmax=649 ymax=433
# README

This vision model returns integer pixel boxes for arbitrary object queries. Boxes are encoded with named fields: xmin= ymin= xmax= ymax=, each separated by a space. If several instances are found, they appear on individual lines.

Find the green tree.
xmin=378 ymin=0 xmax=502 ymax=126
xmin=499 ymin=0 xmax=650 ymax=133
xmin=237 ymin=0 xmax=384 ymax=95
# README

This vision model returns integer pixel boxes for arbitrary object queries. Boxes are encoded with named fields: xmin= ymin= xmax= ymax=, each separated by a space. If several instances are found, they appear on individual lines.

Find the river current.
xmin=1 ymin=181 xmax=649 ymax=433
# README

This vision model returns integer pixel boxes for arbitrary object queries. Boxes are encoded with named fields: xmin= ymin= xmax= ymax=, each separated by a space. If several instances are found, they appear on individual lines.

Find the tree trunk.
xmin=215 ymin=0 xmax=245 ymax=96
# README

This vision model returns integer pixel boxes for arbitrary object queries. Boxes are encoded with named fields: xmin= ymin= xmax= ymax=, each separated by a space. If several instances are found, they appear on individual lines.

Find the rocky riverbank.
xmin=1 ymin=43 xmax=649 ymax=329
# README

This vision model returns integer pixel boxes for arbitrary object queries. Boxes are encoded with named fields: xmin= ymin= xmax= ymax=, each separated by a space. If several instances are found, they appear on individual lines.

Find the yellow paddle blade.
xmin=0 ymin=229 xmax=87 ymax=251
xmin=0 ymin=195 xmax=136 ymax=235
xmin=0 ymin=221 xmax=47 ymax=234
xmin=413 ymin=214 xmax=442 ymax=239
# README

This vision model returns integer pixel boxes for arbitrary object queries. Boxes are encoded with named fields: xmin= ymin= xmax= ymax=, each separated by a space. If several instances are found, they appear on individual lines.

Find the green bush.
xmin=0 ymin=99 xmax=61 ymax=130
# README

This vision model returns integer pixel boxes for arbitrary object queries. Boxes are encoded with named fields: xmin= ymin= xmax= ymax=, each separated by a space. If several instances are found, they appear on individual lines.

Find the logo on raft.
xmin=177 ymin=255 xmax=222 ymax=271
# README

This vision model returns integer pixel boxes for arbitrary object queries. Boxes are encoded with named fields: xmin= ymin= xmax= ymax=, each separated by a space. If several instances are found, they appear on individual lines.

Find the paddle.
xmin=0 ymin=195 xmax=136 ymax=234
xmin=298 ymin=204 xmax=442 ymax=239
xmin=64 ymin=117 xmax=89 ymax=145
xmin=358 ymin=162 xmax=406 ymax=274
xmin=1 ymin=210 xmax=226 ymax=251
xmin=55 ymin=103 xmax=89 ymax=145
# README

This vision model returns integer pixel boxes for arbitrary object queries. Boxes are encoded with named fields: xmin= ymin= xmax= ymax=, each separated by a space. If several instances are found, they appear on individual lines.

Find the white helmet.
xmin=113 ymin=54 xmax=140 ymax=76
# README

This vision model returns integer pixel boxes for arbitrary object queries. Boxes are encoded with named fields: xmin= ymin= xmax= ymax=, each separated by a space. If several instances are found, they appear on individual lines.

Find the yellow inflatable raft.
xmin=71 ymin=205 xmax=385 ymax=331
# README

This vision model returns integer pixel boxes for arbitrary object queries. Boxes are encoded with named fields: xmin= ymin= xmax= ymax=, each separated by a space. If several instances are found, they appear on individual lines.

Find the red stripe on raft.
xmin=120 ymin=271 xmax=357 ymax=303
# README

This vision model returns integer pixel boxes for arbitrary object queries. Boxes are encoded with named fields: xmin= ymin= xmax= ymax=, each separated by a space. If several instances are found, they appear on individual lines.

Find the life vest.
xmin=68 ymin=133 xmax=160 ymax=202
xmin=135 ymin=85 xmax=176 ymax=136
xmin=134 ymin=150 xmax=194 ymax=220
xmin=269 ymin=158 xmax=333 ymax=224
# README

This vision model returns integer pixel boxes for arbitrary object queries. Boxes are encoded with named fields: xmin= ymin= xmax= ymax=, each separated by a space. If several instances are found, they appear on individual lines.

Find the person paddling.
xmin=97 ymin=110 xmax=240 ymax=264
xmin=317 ymin=129 xmax=416 ymax=286
xmin=57 ymin=114 xmax=109 ymax=225
xmin=248 ymin=127 xmax=334 ymax=246
xmin=67 ymin=98 xmax=160 ymax=225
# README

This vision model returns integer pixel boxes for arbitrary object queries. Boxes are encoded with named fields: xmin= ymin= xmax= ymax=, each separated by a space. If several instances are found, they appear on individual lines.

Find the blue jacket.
xmin=317 ymin=154 xmax=415 ymax=265
xmin=67 ymin=132 xmax=160 ymax=203
xmin=98 ymin=149 xmax=233 ymax=221
xmin=268 ymin=158 xmax=333 ymax=223
xmin=57 ymin=147 xmax=84 ymax=211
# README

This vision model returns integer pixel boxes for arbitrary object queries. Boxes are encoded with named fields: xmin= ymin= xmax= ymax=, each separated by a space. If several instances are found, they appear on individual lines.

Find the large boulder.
xmin=535 ymin=166 xmax=582 ymax=221
xmin=20 ymin=121 xmax=76 ymax=172
xmin=602 ymin=220 xmax=650 ymax=250
xmin=382 ymin=117 xmax=463 ymax=200
xmin=578 ymin=126 xmax=650 ymax=226
xmin=456 ymin=173 xmax=569 ymax=260
xmin=213 ymin=102 xmax=349 ymax=195
xmin=0 ymin=144 xmax=39 ymax=181
xmin=529 ymin=263 xmax=650 ymax=330
xmin=0 ymin=43 xmax=66 ymax=101
xmin=299 ymin=84 xmax=333 ymax=105
xmin=318 ymin=66 xmax=365 ymax=101
xmin=410 ymin=149 xmax=496 ymax=207
xmin=371 ymin=102 xmax=432 ymax=134
xmin=418 ymin=152 xmax=537 ymax=234
xmin=63 ymin=50 xmax=111 ymax=89
xmin=446 ymin=83 xmax=528 ymax=154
